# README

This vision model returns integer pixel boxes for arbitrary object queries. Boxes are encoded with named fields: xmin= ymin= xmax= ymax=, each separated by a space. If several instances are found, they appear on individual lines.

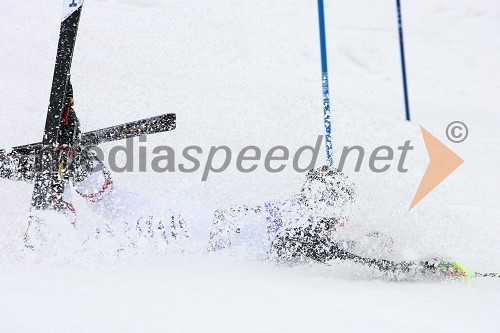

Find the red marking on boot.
xmin=76 ymin=172 xmax=114 ymax=203
xmin=52 ymin=199 xmax=78 ymax=228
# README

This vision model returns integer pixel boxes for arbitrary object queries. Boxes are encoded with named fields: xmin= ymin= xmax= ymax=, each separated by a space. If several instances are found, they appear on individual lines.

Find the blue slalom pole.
xmin=317 ymin=0 xmax=333 ymax=166
xmin=396 ymin=0 xmax=411 ymax=121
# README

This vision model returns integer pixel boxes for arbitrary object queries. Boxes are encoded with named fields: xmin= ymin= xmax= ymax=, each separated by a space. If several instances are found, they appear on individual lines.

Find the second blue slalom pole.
xmin=397 ymin=0 xmax=411 ymax=121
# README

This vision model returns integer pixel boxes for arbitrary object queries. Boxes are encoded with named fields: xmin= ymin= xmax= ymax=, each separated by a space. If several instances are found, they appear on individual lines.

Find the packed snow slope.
xmin=0 ymin=0 xmax=499 ymax=332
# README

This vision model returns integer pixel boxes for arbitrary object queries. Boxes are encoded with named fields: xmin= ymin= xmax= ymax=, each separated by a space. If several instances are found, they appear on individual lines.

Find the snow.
xmin=2 ymin=257 xmax=499 ymax=333
xmin=0 ymin=0 xmax=499 ymax=332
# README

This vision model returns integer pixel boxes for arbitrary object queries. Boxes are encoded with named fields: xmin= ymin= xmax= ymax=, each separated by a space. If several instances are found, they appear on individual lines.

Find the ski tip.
xmin=62 ymin=0 xmax=84 ymax=23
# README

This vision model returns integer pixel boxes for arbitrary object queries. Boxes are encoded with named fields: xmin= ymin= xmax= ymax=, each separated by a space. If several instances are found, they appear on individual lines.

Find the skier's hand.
xmin=419 ymin=258 xmax=472 ymax=279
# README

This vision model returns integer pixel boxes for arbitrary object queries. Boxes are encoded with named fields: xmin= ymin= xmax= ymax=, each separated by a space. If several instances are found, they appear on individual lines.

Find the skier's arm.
xmin=326 ymin=243 xmax=470 ymax=279
xmin=273 ymin=227 xmax=414 ymax=274
xmin=272 ymin=225 xmax=469 ymax=278
xmin=327 ymin=243 xmax=414 ymax=274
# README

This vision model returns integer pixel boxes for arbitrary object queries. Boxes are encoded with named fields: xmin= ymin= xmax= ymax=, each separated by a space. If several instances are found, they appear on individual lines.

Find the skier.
xmin=0 ymin=102 xmax=470 ymax=280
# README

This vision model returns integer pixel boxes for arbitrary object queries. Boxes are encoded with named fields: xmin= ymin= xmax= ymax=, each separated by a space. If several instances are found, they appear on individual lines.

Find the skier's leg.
xmin=209 ymin=203 xmax=267 ymax=251
xmin=72 ymin=157 xmax=188 ymax=244
xmin=72 ymin=157 xmax=150 ymax=220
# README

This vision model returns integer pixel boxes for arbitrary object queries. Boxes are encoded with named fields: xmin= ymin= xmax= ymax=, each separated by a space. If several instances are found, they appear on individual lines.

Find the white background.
xmin=0 ymin=0 xmax=499 ymax=332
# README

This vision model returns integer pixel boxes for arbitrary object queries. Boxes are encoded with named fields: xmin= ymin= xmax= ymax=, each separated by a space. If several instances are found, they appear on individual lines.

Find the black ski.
xmin=31 ymin=0 xmax=84 ymax=212
xmin=12 ymin=113 xmax=177 ymax=156
xmin=81 ymin=113 xmax=176 ymax=147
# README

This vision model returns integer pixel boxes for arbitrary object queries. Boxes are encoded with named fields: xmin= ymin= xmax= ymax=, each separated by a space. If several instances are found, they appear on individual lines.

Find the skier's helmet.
xmin=300 ymin=165 xmax=355 ymax=221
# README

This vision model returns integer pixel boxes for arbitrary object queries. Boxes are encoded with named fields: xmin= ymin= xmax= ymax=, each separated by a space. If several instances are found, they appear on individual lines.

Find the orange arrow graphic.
xmin=410 ymin=126 xmax=464 ymax=210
